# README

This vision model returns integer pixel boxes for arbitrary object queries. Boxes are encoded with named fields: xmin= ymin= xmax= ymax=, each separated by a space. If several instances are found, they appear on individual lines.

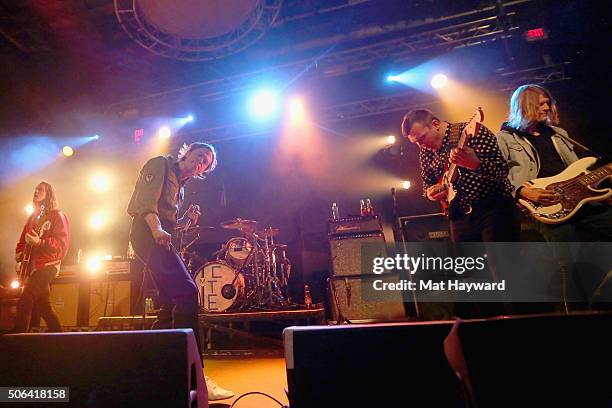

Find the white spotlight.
xmin=89 ymin=213 xmax=107 ymax=230
xmin=25 ymin=204 xmax=34 ymax=216
xmin=250 ymin=90 xmax=279 ymax=119
xmin=158 ymin=126 xmax=172 ymax=139
xmin=402 ymin=180 xmax=412 ymax=190
xmin=10 ymin=280 xmax=20 ymax=289
xmin=431 ymin=74 xmax=448 ymax=89
xmin=90 ymin=174 xmax=110 ymax=193
xmin=387 ymin=135 xmax=397 ymax=145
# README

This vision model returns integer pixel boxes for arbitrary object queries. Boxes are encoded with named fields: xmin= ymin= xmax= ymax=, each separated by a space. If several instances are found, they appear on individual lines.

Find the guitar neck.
xmin=578 ymin=163 xmax=612 ymax=186
xmin=445 ymin=128 xmax=470 ymax=181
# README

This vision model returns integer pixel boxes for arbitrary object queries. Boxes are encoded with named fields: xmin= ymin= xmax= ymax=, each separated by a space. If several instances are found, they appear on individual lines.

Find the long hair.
xmin=507 ymin=84 xmax=559 ymax=131
xmin=36 ymin=182 xmax=59 ymax=211
xmin=178 ymin=142 xmax=218 ymax=179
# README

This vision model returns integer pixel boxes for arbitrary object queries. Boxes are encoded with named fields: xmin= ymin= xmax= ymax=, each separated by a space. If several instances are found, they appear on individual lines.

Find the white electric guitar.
xmin=518 ymin=157 xmax=612 ymax=224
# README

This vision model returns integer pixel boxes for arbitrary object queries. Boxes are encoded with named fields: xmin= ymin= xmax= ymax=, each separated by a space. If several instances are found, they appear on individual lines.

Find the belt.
xmin=449 ymin=196 xmax=513 ymax=220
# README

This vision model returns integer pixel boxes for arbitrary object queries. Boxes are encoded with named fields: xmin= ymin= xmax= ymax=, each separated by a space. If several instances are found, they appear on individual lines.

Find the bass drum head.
xmin=194 ymin=261 xmax=244 ymax=312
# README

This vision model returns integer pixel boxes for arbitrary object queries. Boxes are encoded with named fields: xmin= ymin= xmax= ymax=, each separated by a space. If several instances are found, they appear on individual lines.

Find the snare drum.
xmin=193 ymin=261 xmax=244 ymax=312
xmin=224 ymin=237 xmax=253 ymax=267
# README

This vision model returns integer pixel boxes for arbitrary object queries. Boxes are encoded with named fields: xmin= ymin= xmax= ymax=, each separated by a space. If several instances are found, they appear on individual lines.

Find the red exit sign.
xmin=525 ymin=27 xmax=548 ymax=41
xmin=134 ymin=128 xmax=144 ymax=144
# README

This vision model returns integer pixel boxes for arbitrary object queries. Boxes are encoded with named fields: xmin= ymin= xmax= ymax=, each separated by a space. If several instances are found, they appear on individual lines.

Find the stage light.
xmin=158 ymin=126 xmax=171 ymax=139
xmin=25 ymin=204 xmax=34 ymax=216
xmin=89 ymin=213 xmax=107 ymax=230
xmin=62 ymin=146 xmax=74 ymax=157
xmin=250 ymin=90 xmax=279 ymax=119
xmin=402 ymin=180 xmax=412 ymax=190
xmin=387 ymin=74 xmax=397 ymax=82
xmin=103 ymin=254 xmax=113 ymax=261
xmin=431 ymin=74 xmax=448 ymax=89
xmin=289 ymin=98 xmax=304 ymax=119
xmin=387 ymin=135 xmax=396 ymax=145
xmin=90 ymin=174 xmax=110 ymax=193
xmin=93 ymin=134 xmax=100 ymax=140
xmin=186 ymin=115 xmax=194 ymax=122
xmin=10 ymin=280 xmax=20 ymax=289
xmin=85 ymin=256 xmax=102 ymax=274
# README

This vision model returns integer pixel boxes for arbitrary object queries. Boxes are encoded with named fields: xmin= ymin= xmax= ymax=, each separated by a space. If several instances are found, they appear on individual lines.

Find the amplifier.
xmin=328 ymin=215 xmax=383 ymax=237
xmin=398 ymin=213 xmax=450 ymax=242
xmin=329 ymin=233 xmax=386 ymax=276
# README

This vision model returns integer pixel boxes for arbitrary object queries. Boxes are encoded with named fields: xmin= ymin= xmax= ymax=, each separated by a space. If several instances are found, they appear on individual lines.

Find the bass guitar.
xmin=518 ymin=157 xmax=612 ymax=224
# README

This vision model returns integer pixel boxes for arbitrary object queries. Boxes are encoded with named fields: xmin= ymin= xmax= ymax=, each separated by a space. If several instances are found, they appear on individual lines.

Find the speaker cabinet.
xmin=88 ymin=279 xmax=132 ymax=326
xmin=329 ymin=233 xmax=386 ymax=276
xmin=43 ymin=280 xmax=81 ymax=327
xmin=444 ymin=312 xmax=612 ymax=407
xmin=284 ymin=322 xmax=462 ymax=408
xmin=0 ymin=329 xmax=208 ymax=407
xmin=398 ymin=213 xmax=450 ymax=242
xmin=327 ymin=273 xmax=407 ymax=322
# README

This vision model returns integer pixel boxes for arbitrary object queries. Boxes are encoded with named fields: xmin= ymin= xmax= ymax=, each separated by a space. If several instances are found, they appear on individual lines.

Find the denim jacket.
xmin=495 ymin=125 xmax=579 ymax=196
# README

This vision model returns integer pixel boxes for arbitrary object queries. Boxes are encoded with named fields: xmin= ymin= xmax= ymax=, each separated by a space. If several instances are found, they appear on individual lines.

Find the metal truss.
xmin=497 ymin=62 xmax=571 ymax=92
xmin=113 ymin=0 xmax=283 ymax=61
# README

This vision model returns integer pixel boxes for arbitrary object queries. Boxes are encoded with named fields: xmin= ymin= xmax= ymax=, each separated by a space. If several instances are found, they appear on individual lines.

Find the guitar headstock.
xmin=463 ymin=107 xmax=485 ymax=137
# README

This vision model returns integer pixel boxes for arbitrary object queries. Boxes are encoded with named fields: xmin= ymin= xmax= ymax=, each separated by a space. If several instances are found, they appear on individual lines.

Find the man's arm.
xmin=127 ymin=156 xmax=166 ymax=219
xmin=469 ymin=124 xmax=510 ymax=182
xmin=37 ymin=211 xmax=70 ymax=260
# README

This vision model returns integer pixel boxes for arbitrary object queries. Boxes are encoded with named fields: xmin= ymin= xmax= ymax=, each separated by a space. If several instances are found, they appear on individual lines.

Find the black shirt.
xmin=522 ymin=125 xmax=567 ymax=178
xmin=419 ymin=122 xmax=514 ymax=211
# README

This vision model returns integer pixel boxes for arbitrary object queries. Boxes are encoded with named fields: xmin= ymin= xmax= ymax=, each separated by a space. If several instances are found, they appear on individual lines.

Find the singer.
xmin=127 ymin=142 xmax=234 ymax=401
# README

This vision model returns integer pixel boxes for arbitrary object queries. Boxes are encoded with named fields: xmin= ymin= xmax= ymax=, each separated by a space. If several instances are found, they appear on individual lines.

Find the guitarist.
xmin=401 ymin=109 xmax=520 ymax=242
xmin=496 ymin=84 xmax=612 ymax=242
xmin=13 ymin=182 xmax=70 ymax=333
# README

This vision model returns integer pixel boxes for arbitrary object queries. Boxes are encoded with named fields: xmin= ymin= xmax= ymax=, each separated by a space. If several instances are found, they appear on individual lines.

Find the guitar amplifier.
xmin=398 ymin=213 xmax=451 ymax=242
xmin=328 ymin=215 xmax=383 ymax=236
xmin=329 ymin=232 xmax=387 ymax=276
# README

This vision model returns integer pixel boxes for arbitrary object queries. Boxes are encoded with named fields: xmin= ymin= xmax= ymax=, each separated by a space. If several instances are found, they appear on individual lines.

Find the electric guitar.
xmin=518 ymin=157 xmax=612 ymax=224
xmin=435 ymin=108 xmax=485 ymax=214
xmin=17 ymin=204 xmax=46 ymax=284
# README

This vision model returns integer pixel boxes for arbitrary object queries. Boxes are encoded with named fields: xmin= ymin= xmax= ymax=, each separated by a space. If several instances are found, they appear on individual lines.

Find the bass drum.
xmin=193 ymin=262 xmax=244 ymax=312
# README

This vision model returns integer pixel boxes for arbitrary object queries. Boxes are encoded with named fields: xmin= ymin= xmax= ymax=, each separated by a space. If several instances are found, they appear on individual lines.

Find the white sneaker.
xmin=205 ymin=376 xmax=234 ymax=401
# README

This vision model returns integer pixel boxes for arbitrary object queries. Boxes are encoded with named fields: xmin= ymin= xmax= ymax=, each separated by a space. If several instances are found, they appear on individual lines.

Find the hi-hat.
xmin=220 ymin=218 xmax=258 ymax=231
xmin=258 ymin=227 xmax=280 ymax=237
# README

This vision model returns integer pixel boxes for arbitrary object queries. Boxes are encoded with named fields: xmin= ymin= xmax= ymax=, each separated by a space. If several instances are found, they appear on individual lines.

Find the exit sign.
xmin=525 ymin=27 xmax=548 ymax=41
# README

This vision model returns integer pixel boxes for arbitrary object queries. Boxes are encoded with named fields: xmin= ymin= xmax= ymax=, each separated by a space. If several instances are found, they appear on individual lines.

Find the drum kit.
xmin=180 ymin=218 xmax=292 ymax=313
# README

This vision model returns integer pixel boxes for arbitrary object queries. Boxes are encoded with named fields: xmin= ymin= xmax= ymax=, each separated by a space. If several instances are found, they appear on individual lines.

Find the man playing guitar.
xmin=13 ymin=182 xmax=70 ymax=333
xmin=401 ymin=109 xmax=520 ymax=242
xmin=496 ymin=84 xmax=612 ymax=242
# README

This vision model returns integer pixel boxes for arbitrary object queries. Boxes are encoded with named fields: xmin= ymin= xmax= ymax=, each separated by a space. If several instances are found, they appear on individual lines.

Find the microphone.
xmin=183 ymin=204 xmax=200 ymax=232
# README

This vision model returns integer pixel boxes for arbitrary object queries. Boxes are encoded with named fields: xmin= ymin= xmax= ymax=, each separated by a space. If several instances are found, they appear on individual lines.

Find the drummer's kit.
xmin=179 ymin=218 xmax=292 ymax=313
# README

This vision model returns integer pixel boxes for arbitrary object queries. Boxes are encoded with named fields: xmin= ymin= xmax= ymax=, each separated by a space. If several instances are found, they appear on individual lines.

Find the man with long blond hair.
xmin=496 ymin=84 xmax=612 ymax=241
xmin=497 ymin=85 xmax=612 ymax=311
xmin=13 ymin=182 xmax=70 ymax=332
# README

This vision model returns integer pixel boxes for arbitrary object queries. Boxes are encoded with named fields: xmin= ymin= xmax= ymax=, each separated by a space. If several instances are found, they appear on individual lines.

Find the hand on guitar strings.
xmin=519 ymin=187 xmax=561 ymax=206
xmin=24 ymin=231 xmax=41 ymax=246
xmin=426 ymin=184 xmax=448 ymax=202
xmin=449 ymin=147 xmax=481 ymax=170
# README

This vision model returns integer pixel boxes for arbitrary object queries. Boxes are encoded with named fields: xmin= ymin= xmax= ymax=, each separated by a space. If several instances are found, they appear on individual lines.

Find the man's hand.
xmin=186 ymin=204 xmax=201 ymax=227
xmin=152 ymin=228 xmax=172 ymax=249
xmin=426 ymin=184 xmax=448 ymax=202
xmin=25 ymin=231 xmax=41 ymax=246
xmin=519 ymin=187 xmax=561 ymax=206
xmin=15 ymin=252 xmax=23 ymax=263
xmin=449 ymin=147 xmax=481 ymax=170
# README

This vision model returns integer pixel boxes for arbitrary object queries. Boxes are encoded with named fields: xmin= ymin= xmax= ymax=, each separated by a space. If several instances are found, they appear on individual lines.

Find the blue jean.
xmin=130 ymin=217 xmax=202 ymax=357
xmin=14 ymin=266 xmax=62 ymax=333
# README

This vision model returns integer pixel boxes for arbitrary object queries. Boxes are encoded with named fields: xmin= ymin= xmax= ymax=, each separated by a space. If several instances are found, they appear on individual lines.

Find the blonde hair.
xmin=36 ymin=182 xmax=59 ymax=211
xmin=508 ymin=84 xmax=559 ymax=131
xmin=178 ymin=142 xmax=218 ymax=179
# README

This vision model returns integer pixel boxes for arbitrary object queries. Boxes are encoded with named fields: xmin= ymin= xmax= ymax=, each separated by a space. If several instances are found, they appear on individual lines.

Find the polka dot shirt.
xmin=418 ymin=122 xmax=514 ymax=211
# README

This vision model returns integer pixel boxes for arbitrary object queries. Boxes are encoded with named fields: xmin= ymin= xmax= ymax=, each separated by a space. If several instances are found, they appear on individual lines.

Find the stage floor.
xmin=204 ymin=356 xmax=288 ymax=408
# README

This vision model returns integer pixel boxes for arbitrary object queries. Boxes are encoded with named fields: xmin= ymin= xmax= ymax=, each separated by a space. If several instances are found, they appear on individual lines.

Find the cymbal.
xmin=182 ymin=225 xmax=217 ymax=233
xmin=271 ymin=243 xmax=287 ymax=249
xmin=220 ymin=218 xmax=258 ymax=231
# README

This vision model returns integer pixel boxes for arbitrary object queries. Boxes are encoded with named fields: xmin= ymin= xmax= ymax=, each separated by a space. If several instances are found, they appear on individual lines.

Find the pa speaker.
xmin=398 ymin=213 xmax=450 ymax=242
xmin=0 ymin=329 xmax=207 ymax=408
xmin=284 ymin=322 xmax=462 ymax=408
xmin=327 ymin=273 xmax=408 ymax=322
xmin=329 ymin=233 xmax=386 ymax=276
xmin=444 ymin=312 xmax=612 ymax=407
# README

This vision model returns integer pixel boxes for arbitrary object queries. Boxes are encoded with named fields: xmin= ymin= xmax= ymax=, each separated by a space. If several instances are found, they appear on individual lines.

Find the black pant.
xmin=130 ymin=217 xmax=202 ymax=358
xmin=14 ymin=266 xmax=62 ymax=333
xmin=450 ymin=197 xmax=521 ymax=242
